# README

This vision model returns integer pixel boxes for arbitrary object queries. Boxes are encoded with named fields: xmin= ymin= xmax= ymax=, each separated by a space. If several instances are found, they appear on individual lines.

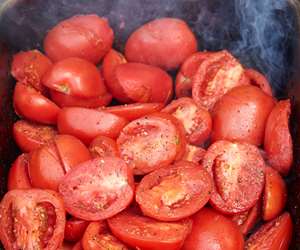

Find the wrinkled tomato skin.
xmin=13 ymin=82 xmax=60 ymax=125
xmin=245 ymin=212 xmax=292 ymax=250
xmin=44 ymin=14 xmax=114 ymax=64
xmin=7 ymin=154 xmax=32 ymax=190
xmin=64 ymin=217 xmax=89 ymax=242
xmin=264 ymin=100 xmax=293 ymax=175
xmin=182 ymin=208 xmax=244 ymax=250
xmin=125 ymin=18 xmax=197 ymax=70
xmin=11 ymin=50 xmax=52 ymax=93
xmin=58 ymin=107 xmax=128 ymax=145
xmin=212 ymin=85 xmax=275 ymax=146
xmin=13 ymin=120 xmax=57 ymax=152
xmin=89 ymin=135 xmax=118 ymax=158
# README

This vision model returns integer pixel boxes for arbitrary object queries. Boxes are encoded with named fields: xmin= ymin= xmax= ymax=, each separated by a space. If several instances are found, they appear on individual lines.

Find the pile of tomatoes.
xmin=0 ymin=14 xmax=293 ymax=250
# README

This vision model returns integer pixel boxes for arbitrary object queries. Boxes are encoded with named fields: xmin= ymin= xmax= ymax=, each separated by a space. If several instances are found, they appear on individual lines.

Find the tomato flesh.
xmin=64 ymin=217 xmax=89 ymax=242
xmin=245 ymin=68 xmax=273 ymax=96
xmin=89 ymin=135 xmax=118 ymax=158
xmin=181 ymin=144 xmax=206 ymax=164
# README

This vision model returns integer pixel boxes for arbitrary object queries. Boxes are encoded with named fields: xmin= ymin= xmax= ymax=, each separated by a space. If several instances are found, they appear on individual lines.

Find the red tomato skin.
xmin=44 ymin=14 xmax=114 ymax=64
xmin=13 ymin=120 xmax=57 ymax=152
xmin=182 ymin=208 xmax=244 ymax=250
xmin=57 ymin=107 xmax=128 ymax=145
xmin=212 ymin=85 xmax=275 ymax=146
xmin=89 ymin=135 xmax=118 ymax=158
xmin=72 ymin=242 xmax=83 ymax=250
xmin=245 ymin=212 xmax=293 ymax=250
xmin=42 ymin=57 xmax=108 ymax=98
xmin=13 ymin=82 xmax=60 ymax=125
xmin=263 ymin=167 xmax=287 ymax=221
xmin=7 ymin=154 xmax=32 ymax=190
xmin=11 ymin=49 xmax=52 ymax=93
xmin=102 ymin=103 xmax=164 ymax=121
xmin=264 ymin=100 xmax=293 ymax=175
xmin=245 ymin=68 xmax=273 ymax=96
xmin=125 ymin=18 xmax=197 ymax=70
xmin=50 ymin=90 xmax=112 ymax=108
xmin=64 ymin=218 xmax=89 ymax=242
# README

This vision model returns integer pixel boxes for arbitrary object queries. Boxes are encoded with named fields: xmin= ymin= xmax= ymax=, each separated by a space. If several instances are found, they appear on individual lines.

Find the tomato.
xmin=175 ymin=51 xmax=213 ymax=98
xmin=264 ymin=100 xmax=293 ymax=175
xmin=0 ymin=189 xmax=65 ymax=250
xmin=89 ymin=135 xmax=118 ymax=158
xmin=162 ymin=97 xmax=212 ymax=145
xmin=59 ymin=157 xmax=134 ymax=221
xmin=58 ymin=107 xmax=128 ymax=145
xmin=81 ymin=221 xmax=129 ymax=250
xmin=50 ymin=90 xmax=112 ymax=108
xmin=245 ymin=68 xmax=273 ymax=96
xmin=7 ymin=153 xmax=32 ymax=190
xmin=125 ymin=18 xmax=197 ymax=70
xmin=109 ymin=63 xmax=173 ymax=104
xmin=72 ymin=242 xmax=83 ymax=250
xmin=102 ymin=103 xmax=164 ymax=121
xmin=245 ymin=212 xmax=293 ymax=250
xmin=263 ymin=167 xmax=287 ymax=221
xmin=117 ymin=113 xmax=186 ymax=175
xmin=44 ymin=14 xmax=114 ymax=64
xmin=202 ymin=140 xmax=265 ymax=214
xmin=13 ymin=119 xmax=57 ymax=152
xmin=13 ymin=82 xmax=60 ymax=125
xmin=192 ymin=50 xmax=247 ymax=111
xmin=182 ymin=207 xmax=244 ymax=250
xmin=42 ymin=57 xmax=108 ymax=98
xmin=62 ymin=242 xmax=74 ymax=250
xmin=231 ymin=201 xmax=261 ymax=235
xmin=64 ymin=217 xmax=89 ymax=242
xmin=212 ymin=85 xmax=276 ymax=146
xmin=181 ymin=144 xmax=206 ymax=164
xmin=11 ymin=49 xmax=52 ymax=93
xmin=108 ymin=207 xmax=192 ymax=250
xmin=102 ymin=49 xmax=128 ymax=102
xmin=136 ymin=161 xmax=212 ymax=221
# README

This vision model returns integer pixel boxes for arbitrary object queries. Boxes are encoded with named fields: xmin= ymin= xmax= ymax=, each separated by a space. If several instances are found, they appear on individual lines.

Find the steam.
xmin=0 ymin=0 xmax=297 ymax=95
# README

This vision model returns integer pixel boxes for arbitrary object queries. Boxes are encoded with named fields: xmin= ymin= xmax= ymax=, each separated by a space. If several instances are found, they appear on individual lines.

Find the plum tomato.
xmin=89 ymin=135 xmax=118 ymax=158
xmin=245 ymin=68 xmax=273 ymax=96
xmin=64 ymin=217 xmax=89 ymax=242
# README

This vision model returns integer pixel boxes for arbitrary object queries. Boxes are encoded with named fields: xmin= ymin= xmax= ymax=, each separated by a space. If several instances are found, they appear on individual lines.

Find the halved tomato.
xmin=162 ymin=97 xmax=212 ymax=145
xmin=202 ymin=140 xmax=265 ymax=214
xmin=0 ymin=189 xmax=65 ymax=250
xmin=13 ymin=119 xmax=57 ymax=152
xmin=59 ymin=157 xmax=134 ymax=221
xmin=136 ymin=161 xmax=212 ymax=221
xmin=181 ymin=144 xmax=206 ymax=164
xmin=89 ymin=135 xmax=118 ymax=158
xmin=72 ymin=242 xmax=83 ymax=250
xmin=7 ymin=153 xmax=32 ymax=190
xmin=245 ymin=68 xmax=273 ymax=96
xmin=264 ymin=100 xmax=293 ymax=175
xmin=57 ymin=107 xmax=128 ymax=145
xmin=108 ymin=206 xmax=192 ymax=250
xmin=13 ymin=82 xmax=60 ymax=125
xmin=245 ymin=212 xmax=293 ymax=250
xmin=117 ymin=113 xmax=186 ymax=175
xmin=64 ymin=217 xmax=89 ymax=242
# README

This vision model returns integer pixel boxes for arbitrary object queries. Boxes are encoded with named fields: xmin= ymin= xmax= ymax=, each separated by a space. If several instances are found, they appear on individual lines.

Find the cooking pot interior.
xmin=0 ymin=0 xmax=300 ymax=248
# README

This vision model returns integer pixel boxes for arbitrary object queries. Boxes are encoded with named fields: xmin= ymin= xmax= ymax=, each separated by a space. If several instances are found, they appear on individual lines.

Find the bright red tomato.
xmin=108 ymin=207 xmax=192 ymax=250
xmin=7 ymin=153 xmax=32 ymax=190
xmin=245 ymin=68 xmax=273 ymax=96
xmin=57 ymin=107 xmax=128 ymax=145
xmin=11 ymin=49 xmax=52 ymax=93
xmin=44 ymin=14 xmax=114 ymax=63
xmin=192 ymin=50 xmax=247 ymax=111
xmin=102 ymin=102 xmax=164 ymax=121
xmin=13 ymin=82 xmax=60 ymax=125
xmin=89 ymin=135 xmax=118 ymax=158
xmin=182 ymin=207 xmax=244 ymax=250
xmin=125 ymin=18 xmax=197 ymax=70
xmin=181 ymin=144 xmax=206 ymax=164
xmin=72 ymin=242 xmax=83 ymax=250
xmin=212 ymin=85 xmax=276 ymax=146
xmin=59 ymin=157 xmax=134 ymax=221
xmin=162 ymin=97 xmax=212 ymax=145
xmin=13 ymin=119 xmax=57 ymax=152
xmin=245 ymin=212 xmax=293 ymax=250
xmin=0 ymin=189 xmax=66 ymax=250
xmin=263 ymin=167 xmax=287 ymax=221
xmin=117 ymin=113 xmax=186 ymax=175
xmin=136 ymin=161 xmax=212 ymax=221
xmin=203 ymin=140 xmax=265 ymax=214
xmin=264 ymin=100 xmax=293 ymax=175
xmin=42 ymin=57 xmax=108 ymax=98
xmin=64 ymin=217 xmax=89 ymax=242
